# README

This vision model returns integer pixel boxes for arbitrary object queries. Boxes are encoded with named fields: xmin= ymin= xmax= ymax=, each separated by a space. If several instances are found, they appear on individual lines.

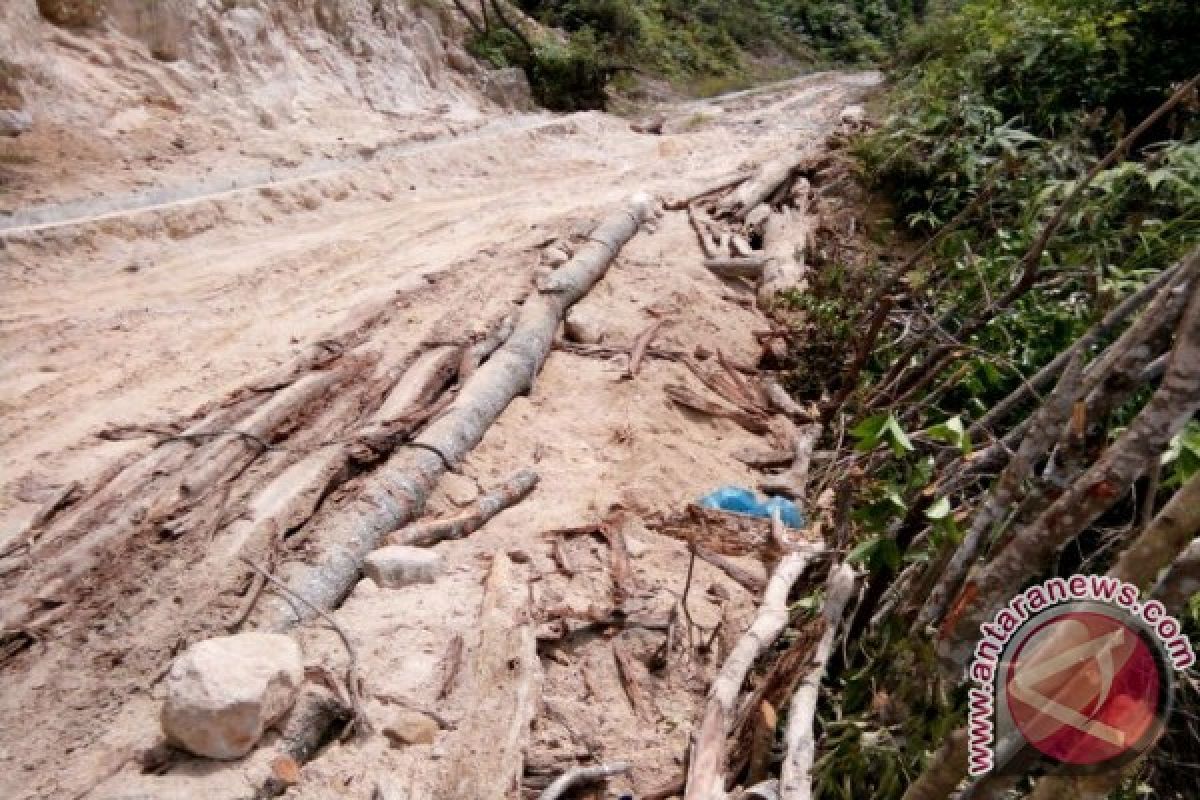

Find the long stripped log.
xmin=685 ymin=540 xmax=825 ymax=800
xmin=252 ymin=193 xmax=655 ymax=629
xmin=780 ymin=563 xmax=859 ymax=800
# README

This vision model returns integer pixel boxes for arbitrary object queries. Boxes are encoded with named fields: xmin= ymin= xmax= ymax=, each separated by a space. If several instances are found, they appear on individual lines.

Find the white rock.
xmin=840 ymin=104 xmax=867 ymax=125
xmin=364 ymin=546 xmax=443 ymax=589
xmin=624 ymin=536 xmax=650 ymax=559
xmin=161 ymin=633 xmax=303 ymax=760
xmin=564 ymin=307 xmax=605 ymax=345
xmin=542 ymin=246 xmax=570 ymax=267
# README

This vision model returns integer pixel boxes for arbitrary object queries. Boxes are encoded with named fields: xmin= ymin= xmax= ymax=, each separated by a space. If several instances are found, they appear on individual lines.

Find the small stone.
xmin=364 ymin=546 xmax=443 ymax=589
xmin=564 ymin=307 xmax=605 ymax=345
xmin=840 ymin=104 xmax=867 ymax=125
xmin=694 ymin=344 xmax=713 ymax=360
xmin=506 ymin=549 xmax=531 ymax=564
xmin=624 ymin=536 xmax=650 ymax=559
xmin=542 ymin=246 xmax=570 ymax=267
xmin=161 ymin=633 xmax=303 ymax=760
xmin=270 ymin=755 xmax=300 ymax=786
xmin=440 ymin=472 xmax=479 ymax=507
xmin=382 ymin=710 xmax=440 ymax=747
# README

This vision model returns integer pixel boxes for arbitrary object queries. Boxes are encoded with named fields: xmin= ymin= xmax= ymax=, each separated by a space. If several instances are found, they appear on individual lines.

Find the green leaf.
xmin=926 ymin=415 xmax=972 ymax=454
xmin=925 ymin=496 xmax=952 ymax=520
xmin=847 ymin=535 xmax=901 ymax=572
xmin=882 ymin=414 xmax=915 ymax=457
xmin=851 ymin=413 xmax=890 ymax=452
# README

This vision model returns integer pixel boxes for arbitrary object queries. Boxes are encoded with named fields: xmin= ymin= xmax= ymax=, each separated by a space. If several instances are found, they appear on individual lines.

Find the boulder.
xmin=161 ymin=633 xmax=303 ymax=760
xmin=364 ymin=545 xmax=443 ymax=589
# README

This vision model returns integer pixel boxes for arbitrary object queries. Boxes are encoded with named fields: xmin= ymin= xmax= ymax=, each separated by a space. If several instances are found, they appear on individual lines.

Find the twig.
xmin=539 ymin=762 xmax=631 ymax=800
xmin=390 ymin=469 xmax=539 ymax=546
xmin=628 ymin=318 xmax=667 ymax=378
xmin=438 ymin=634 xmax=464 ymax=701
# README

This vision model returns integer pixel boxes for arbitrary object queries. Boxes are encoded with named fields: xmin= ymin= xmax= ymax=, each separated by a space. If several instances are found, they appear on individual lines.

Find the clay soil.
xmin=0 ymin=71 xmax=879 ymax=799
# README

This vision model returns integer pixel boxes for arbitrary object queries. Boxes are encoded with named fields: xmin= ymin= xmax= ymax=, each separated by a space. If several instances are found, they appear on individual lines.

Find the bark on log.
xmin=780 ymin=563 xmax=858 ymax=800
xmin=440 ymin=552 xmax=542 ymax=800
xmin=251 ymin=193 xmax=654 ymax=630
xmin=940 ymin=272 xmax=1200 ymax=667
xmin=684 ymin=541 xmax=826 ymax=800
xmin=717 ymin=153 xmax=813 ymax=220
xmin=757 ymin=180 xmax=815 ymax=308
xmin=389 ymin=468 xmax=539 ymax=547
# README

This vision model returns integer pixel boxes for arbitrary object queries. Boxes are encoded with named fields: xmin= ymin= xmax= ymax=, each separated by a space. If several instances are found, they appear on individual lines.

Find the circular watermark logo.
xmin=1001 ymin=604 xmax=1172 ymax=770
xmin=965 ymin=575 xmax=1193 ymax=778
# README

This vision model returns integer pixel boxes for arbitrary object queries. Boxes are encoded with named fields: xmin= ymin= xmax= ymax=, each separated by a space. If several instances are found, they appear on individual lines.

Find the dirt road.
xmin=0 ymin=71 xmax=878 ymax=799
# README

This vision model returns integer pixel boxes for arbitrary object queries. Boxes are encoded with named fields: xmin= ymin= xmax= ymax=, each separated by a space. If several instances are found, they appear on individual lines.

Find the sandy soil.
xmin=0 ymin=70 xmax=879 ymax=799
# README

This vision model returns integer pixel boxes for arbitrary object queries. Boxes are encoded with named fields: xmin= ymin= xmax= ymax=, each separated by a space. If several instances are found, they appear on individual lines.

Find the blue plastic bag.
xmin=698 ymin=485 xmax=806 ymax=529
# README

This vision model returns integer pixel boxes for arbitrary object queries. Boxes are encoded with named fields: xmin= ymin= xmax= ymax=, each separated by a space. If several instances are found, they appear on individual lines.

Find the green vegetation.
xmin=764 ymin=2 xmax=1200 ymax=799
xmin=461 ymin=1 xmax=930 ymax=110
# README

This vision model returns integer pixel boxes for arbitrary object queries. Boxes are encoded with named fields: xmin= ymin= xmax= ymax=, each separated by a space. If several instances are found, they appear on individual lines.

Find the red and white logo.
xmin=1003 ymin=610 xmax=1165 ymax=767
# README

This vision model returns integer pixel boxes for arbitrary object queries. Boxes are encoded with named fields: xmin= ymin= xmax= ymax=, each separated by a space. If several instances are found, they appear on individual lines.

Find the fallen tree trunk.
xmin=390 ymin=468 xmax=539 ymax=547
xmin=716 ymin=152 xmax=814 ymax=220
xmin=779 ymin=563 xmax=858 ymax=800
xmin=251 ymin=193 xmax=655 ymax=629
xmin=440 ymin=552 xmax=542 ymax=799
xmin=757 ymin=180 xmax=815 ymax=308
xmin=685 ymin=538 xmax=826 ymax=800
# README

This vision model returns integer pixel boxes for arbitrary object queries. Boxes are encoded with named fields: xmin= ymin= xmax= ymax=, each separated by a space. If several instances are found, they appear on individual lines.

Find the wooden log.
xmin=440 ymin=552 xmax=542 ymax=799
xmin=716 ymin=152 xmax=815 ymax=220
xmin=689 ymin=204 xmax=721 ymax=259
xmin=757 ymin=180 xmax=815 ymax=308
xmin=389 ymin=468 xmax=539 ymax=547
xmin=684 ymin=540 xmax=826 ymax=800
xmin=705 ymin=256 xmax=767 ymax=279
xmin=251 ymin=193 xmax=655 ymax=629
xmin=779 ymin=563 xmax=858 ymax=800
xmin=758 ymin=424 xmax=820 ymax=500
